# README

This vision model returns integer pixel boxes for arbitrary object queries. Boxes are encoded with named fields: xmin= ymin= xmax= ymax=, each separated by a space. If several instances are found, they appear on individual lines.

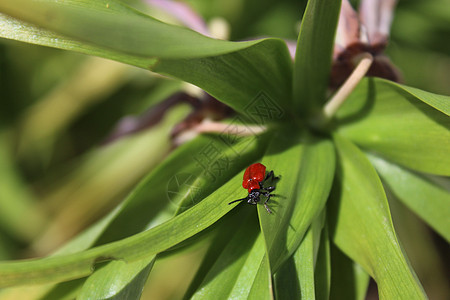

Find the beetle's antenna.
xmin=228 ymin=197 xmax=247 ymax=205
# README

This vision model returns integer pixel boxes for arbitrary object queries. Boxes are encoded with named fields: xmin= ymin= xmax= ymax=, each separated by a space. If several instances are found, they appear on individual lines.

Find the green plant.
xmin=0 ymin=0 xmax=448 ymax=299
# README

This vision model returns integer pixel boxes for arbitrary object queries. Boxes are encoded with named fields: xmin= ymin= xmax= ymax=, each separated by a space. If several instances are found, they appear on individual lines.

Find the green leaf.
xmin=337 ymin=78 xmax=450 ymax=176
xmin=78 ymin=257 xmax=155 ymax=300
xmin=0 ymin=0 xmax=293 ymax=119
xmin=274 ymin=212 xmax=325 ymax=300
xmin=73 ymin=133 xmax=272 ymax=299
xmin=93 ymin=134 xmax=219 ymax=244
xmin=293 ymin=0 xmax=341 ymax=116
xmin=295 ymin=213 xmax=324 ymax=300
xmin=314 ymin=223 xmax=331 ymax=300
xmin=176 ymin=132 xmax=275 ymax=215
xmin=247 ymin=253 xmax=273 ymax=300
xmin=367 ymin=153 xmax=450 ymax=242
xmin=33 ymin=104 xmax=189 ymax=252
xmin=387 ymin=80 xmax=450 ymax=116
xmin=258 ymin=131 xmax=335 ymax=272
xmin=50 ymin=134 xmax=227 ymax=297
xmin=190 ymin=211 xmax=260 ymax=299
xmin=386 ymin=191 xmax=450 ymax=297
xmin=153 ymin=41 xmax=293 ymax=120
xmin=329 ymin=243 xmax=369 ymax=300
xmin=273 ymin=256 xmax=300 ymax=300
xmin=0 ymin=0 xmax=254 ymax=59
xmin=0 ymin=128 xmax=275 ymax=288
xmin=0 ymin=205 xmax=130 ymax=300
xmin=0 ymin=10 xmax=155 ymax=69
xmin=184 ymin=209 xmax=254 ymax=299
xmin=188 ymin=210 xmax=273 ymax=299
xmin=329 ymin=134 xmax=426 ymax=299
xmin=96 ymin=132 xmax=267 ymax=245
xmin=0 ymin=163 xmax=253 ymax=288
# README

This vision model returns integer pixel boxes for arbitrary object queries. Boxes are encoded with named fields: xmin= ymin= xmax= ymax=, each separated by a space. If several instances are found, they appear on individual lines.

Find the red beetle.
xmin=229 ymin=163 xmax=278 ymax=213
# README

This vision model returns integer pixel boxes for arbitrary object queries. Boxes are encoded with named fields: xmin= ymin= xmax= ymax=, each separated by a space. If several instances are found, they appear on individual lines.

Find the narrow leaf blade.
xmin=258 ymin=132 xmax=335 ymax=272
xmin=0 ymin=0 xmax=293 ymax=119
xmin=0 ymin=172 xmax=244 ymax=287
xmin=387 ymin=80 xmax=450 ymax=116
xmin=293 ymin=0 xmax=341 ymax=116
xmin=329 ymin=134 xmax=426 ymax=299
xmin=314 ymin=223 xmax=331 ymax=300
xmin=78 ymin=257 xmax=155 ymax=300
xmin=154 ymin=40 xmax=293 ymax=119
xmin=0 ymin=0 xmax=254 ymax=59
xmin=274 ymin=213 xmax=325 ymax=300
xmin=367 ymin=153 xmax=450 ymax=242
xmin=329 ymin=243 xmax=370 ymax=300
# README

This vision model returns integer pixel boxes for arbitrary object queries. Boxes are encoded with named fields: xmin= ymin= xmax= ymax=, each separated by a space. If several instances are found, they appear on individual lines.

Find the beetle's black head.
xmin=247 ymin=190 xmax=261 ymax=204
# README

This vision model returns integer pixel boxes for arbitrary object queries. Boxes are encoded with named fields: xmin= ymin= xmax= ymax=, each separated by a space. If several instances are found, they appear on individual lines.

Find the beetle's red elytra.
xmin=229 ymin=163 xmax=279 ymax=214
xmin=242 ymin=162 xmax=266 ymax=192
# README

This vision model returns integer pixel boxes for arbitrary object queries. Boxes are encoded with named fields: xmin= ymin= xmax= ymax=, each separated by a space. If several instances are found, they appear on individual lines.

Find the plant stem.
xmin=172 ymin=119 xmax=266 ymax=145
xmin=195 ymin=119 xmax=266 ymax=135
xmin=323 ymin=52 xmax=374 ymax=119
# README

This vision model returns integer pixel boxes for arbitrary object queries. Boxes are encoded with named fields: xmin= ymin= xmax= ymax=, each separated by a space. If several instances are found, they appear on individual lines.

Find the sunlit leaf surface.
xmin=329 ymin=134 xmax=426 ymax=299
xmin=337 ymin=78 xmax=450 ymax=176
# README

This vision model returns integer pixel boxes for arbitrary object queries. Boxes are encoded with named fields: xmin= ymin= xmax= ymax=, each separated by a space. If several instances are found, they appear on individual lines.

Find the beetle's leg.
xmin=264 ymin=185 xmax=276 ymax=192
xmin=248 ymin=199 xmax=258 ymax=205
xmin=228 ymin=197 xmax=248 ymax=205
xmin=263 ymin=192 xmax=271 ymax=201
xmin=264 ymin=170 xmax=279 ymax=182
xmin=264 ymin=203 xmax=273 ymax=214
xmin=263 ymin=194 xmax=273 ymax=214
xmin=262 ymin=192 xmax=277 ymax=197
xmin=262 ymin=193 xmax=273 ymax=213
xmin=261 ymin=171 xmax=279 ymax=191
xmin=259 ymin=181 xmax=276 ymax=191
xmin=264 ymin=170 xmax=274 ymax=182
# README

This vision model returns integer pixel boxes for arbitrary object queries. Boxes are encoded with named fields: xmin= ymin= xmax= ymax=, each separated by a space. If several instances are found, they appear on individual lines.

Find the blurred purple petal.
xmin=285 ymin=39 xmax=297 ymax=60
xmin=335 ymin=0 xmax=361 ymax=50
xmin=330 ymin=0 xmax=400 ymax=88
xmin=171 ymin=94 xmax=234 ymax=138
xmin=359 ymin=0 xmax=397 ymax=46
xmin=146 ymin=0 xmax=211 ymax=36
xmin=103 ymin=92 xmax=199 ymax=144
